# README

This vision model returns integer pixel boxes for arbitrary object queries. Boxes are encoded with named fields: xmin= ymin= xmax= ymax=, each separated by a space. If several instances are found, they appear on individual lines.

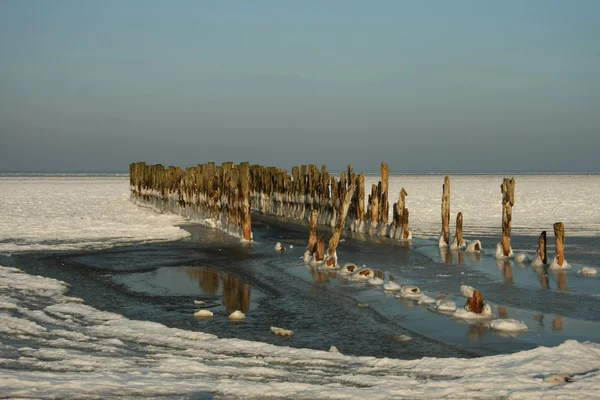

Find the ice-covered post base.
xmin=467 ymin=289 xmax=485 ymax=314
xmin=500 ymin=177 xmax=515 ymax=257
xmin=440 ymin=175 xmax=450 ymax=247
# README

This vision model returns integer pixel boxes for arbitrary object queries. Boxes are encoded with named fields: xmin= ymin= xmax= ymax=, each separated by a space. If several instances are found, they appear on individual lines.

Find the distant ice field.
xmin=365 ymin=174 xmax=600 ymax=238
xmin=1 ymin=174 xmax=598 ymax=255
xmin=0 ymin=176 xmax=190 ymax=254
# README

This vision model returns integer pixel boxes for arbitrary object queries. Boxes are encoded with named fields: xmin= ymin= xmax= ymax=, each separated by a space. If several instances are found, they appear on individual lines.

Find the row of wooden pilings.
xmin=130 ymin=161 xmax=567 ymax=267
xmin=129 ymin=161 xmax=411 ymax=242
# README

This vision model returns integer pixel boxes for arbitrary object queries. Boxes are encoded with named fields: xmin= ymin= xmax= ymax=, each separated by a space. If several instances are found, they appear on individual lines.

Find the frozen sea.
xmin=1 ymin=173 xmax=599 ymax=399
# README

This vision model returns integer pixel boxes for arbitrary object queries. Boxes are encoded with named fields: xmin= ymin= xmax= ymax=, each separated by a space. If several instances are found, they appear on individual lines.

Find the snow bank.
xmin=2 ymin=265 xmax=600 ymax=399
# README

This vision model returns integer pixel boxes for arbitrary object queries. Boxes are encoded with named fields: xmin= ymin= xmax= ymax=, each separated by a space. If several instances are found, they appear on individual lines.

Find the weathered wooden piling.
xmin=307 ymin=210 xmax=318 ymax=255
xmin=402 ymin=208 xmax=410 ymax=239
xmin=553 ymin=222 xmax=566 ymax=267
xmin=326 ymin=177 xmax=358 ymax=266
xmin=380 ymin=162 xmax=389 ymax=227
xmin=315 ymin=236 xmax=326 ymax=263
xmin=500 ymin=177 xmax=515 ymax=257
xmin=441 ymin=175 xmax=451 ymax=246
xmin=538 ymin=231 xmax=547 ymax=264
xmin=455 ymin=212 xmax=464 ymax=247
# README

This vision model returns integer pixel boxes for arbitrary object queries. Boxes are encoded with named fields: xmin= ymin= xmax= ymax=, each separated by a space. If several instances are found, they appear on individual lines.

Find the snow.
xmin=465 ymin=240 xmax=482 ymax=253
xmin=460 ymin=285 xmax=475 ymax=299
xmin=515 ymin=252 xmax=531 ymax=263
xmin=433 ymin=299 xmax=457 ymax=312
xmin=396 ymin=285 xmax=422 ymax=299
xmin=550 ymin=256 xmax=571 ymax=270
xmin=271 ymin=326 xmax=294 ymax=337
xmin=383 ymin=281 xmax=402 ymax=292
xmin=453 ymin=304 xmax=493 ymax=320
xmin=490 ymin=319 xmax=529 ymax=332
xmin=578 ymin=267 xmax=598 ymax=276
xmin=495 ymin=242 xmax=514 ymax=259
xmin=368 ymin=277 xmax=384 ymax=286
xmin=2 ymin=265 xmax=600 ymax=399
xmin=229 ymin=310 xmax=246 ymax=321
xmin=193 ymin=309 xmax=213 ymax=318
xmin=0 ymin=176 xmax=190 ymax=254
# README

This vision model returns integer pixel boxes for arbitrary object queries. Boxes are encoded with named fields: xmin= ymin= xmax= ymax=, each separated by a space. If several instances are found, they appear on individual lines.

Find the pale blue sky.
xmin=1 ymin=1 xmax=598 ymax=172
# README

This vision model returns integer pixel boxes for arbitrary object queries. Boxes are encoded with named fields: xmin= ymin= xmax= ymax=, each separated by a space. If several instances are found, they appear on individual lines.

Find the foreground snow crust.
xmin=1 ymin=265 xmax=599 ymax=399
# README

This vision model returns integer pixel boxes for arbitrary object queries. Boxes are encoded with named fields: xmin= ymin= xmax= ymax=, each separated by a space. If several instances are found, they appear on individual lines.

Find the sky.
xmin=0 ymin=1 xmax=599 ymax=173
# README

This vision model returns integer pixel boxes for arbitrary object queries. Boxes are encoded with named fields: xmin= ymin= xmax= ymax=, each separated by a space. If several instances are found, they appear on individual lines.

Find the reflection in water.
xmin=496 ymin=259 xmax=514 ymax=285
xmin=310 ymin=268 xmax=330 ymax=284
xmin=467 ymin=323 xmax=488 ymax=342
xmin=553 ymin=315 xmax=564 ymax=331
xmin=465 ymin=251 xmax=482 ymax=264
xmin=440 ymin=249 xmax=452 ymax=264
xmin=498 ymin=306 xmax=509 ymax=319
xmin=532 ymin=265 xmax=550 ymax=289
xmin=457 ymin=251 xmax=465 ymax=265
xmin=185 ymin=267 xmax=251 ymax=313
xmin=554 ymin=272 xmax=568 ymax=291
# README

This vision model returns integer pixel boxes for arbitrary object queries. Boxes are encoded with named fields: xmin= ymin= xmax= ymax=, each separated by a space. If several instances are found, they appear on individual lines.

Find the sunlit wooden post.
xmin=455 ymin=212 xmax=463 ymax=247
xmin=554 ymin=222 xmax=565 ymax=267
xmin=315 ymin=236 xmax=325 ymax=263
xmin=307 ymin=210 xmax=318 ymax=255
xmin=501 ymin=177 xmax=515 ymax=256
xmin=441 ymin=175 xmax=450 ymax=246
xmin=326 ymin=177 xmax=357 ymax=266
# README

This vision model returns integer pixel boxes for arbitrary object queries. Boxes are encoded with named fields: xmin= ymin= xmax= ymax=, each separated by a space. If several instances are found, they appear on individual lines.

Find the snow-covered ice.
xmin=0 ymin=176 xmax=190 ymax=254
xmin=2 ymin=265 xmax=599 ymax=399
xmin=490 ymin=319 xmax=529 ymax=332
xmin=365 ymin=174 xmax=600 ymax=238
xmin=578 ymin=267 xmax=598 ymax=276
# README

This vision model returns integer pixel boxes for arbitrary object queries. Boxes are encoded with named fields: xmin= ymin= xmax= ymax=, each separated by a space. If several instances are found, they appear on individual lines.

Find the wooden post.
xmin=380 ymin=162 xmax=389 ymax=226
xmin=307 ymin=210 xmax=318 ymax=255
xmin=538 ymin=231 xmax=547 ymax=264
xmin=402 ymin=208 xmax=410 ymax=239
xmin=501 ymin=177 xmax=515 ymax=257
xmin=441 ymin=175 xmax=450 ymax=246
xmin=554 ymin=222 xmax=565 ymax=267
xmin=326 ymin=177 xmax=358 ymax=266
xmin=315 ymin=236 xmax=325 ymax=262
xmin=455 ymin=212 xmax=463 ymax=247
xmin=357 ymin=172 xmax=365 ymax=223
xmin=370 ymin=184 xmax=379 ymax=229
xmin=467 ymin=289 xmax=484 ymax=314
xmin=239 ymin=162 xmax=252 ymax=241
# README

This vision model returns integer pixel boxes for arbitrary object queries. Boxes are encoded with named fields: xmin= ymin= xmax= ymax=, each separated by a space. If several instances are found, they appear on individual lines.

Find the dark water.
xmin=3 ymin=214 xmax=599 ymax=360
